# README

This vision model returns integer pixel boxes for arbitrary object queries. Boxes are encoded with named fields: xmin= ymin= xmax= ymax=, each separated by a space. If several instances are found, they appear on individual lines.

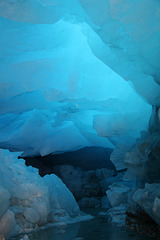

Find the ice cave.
xmin=0 ymin=0 xmax=160 ymax=239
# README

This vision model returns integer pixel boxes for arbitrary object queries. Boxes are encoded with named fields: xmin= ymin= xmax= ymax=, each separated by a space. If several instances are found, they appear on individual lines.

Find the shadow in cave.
xmin=19 ymin=147 xmax=117 ymax=207
xmin=19 ymin=146 xmax=115 ymax=177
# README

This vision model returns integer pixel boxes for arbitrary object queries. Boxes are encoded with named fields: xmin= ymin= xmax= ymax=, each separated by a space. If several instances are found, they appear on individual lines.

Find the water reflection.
xmin=25 ymin=217 xmax=150 ymax=240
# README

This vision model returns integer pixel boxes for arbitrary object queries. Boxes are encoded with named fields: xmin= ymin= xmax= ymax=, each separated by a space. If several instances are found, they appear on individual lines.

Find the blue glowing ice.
xmin=0 ymin=17 xmax=151 ymax=156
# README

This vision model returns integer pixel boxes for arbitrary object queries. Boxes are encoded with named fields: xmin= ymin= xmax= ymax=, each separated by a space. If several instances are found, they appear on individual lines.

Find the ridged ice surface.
xmin=0 ymin=5 xmax=153 ymax=156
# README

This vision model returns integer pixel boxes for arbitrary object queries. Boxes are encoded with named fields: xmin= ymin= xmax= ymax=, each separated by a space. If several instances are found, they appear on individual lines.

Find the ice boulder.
xmin=44 ymin=174 xmax=80 ymax=218
xmin=0 ymin=149 xmax=80 ymax=239
xmin=133 ymin=184 xmax=160 ymax=226
xmin=0 ymin=210 xmax=16 ymax=240
xmin=0 ymin=185 xmax=10 ymax=219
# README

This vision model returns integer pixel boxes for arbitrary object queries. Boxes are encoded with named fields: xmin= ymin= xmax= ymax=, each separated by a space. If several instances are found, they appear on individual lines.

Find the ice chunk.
xmin=44 ymin=174 xmax=80 ymax=218
xmin=110 ymin=145 xmax=130 ymax=171
xmin=106 ymin=183 xmax=130 ymax=207
xmin=0 ymin=149 xmax=80 ymax=238
xmin=0 ymin=185 xmax=10 ymax=219
xmin=133 ymin=184 xmax=160 ymax=225
xmin=0 ymin=210 xmax=16 ymax=240
xmin=93 ymin=109 xmax=150 ymax=146
xmin=24 ymin=208 xmax=40 ymax=224
xmin=20 ymin=235 xmax=30 ymax=240
xmin=30 ymin=198 xmax=50 ymax=225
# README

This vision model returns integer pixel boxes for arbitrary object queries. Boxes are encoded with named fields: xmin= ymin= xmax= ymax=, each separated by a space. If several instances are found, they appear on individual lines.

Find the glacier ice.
xmin=0 ymin=0 xmax=160 ymax=236
xmin=133 ymin=184 xmax=160 ymax=226
xmin=0 ymin=0 xmax=160 ymax=106
xmin=79 ymin=0 xmax=160 ymax=105
xmin=0 ymin=149 xmax=80 ymax=239
xmin=0 ymin=15 xmax=151 ymax=156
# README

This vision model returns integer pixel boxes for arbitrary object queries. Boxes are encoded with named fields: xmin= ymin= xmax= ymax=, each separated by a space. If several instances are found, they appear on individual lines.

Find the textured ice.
xmin=79 ymin=0 xmax=160 ymax=105
xmin=0 ymin=149 xmax=80 ymax=239
xmin=0 ymin=1 xmax=160 ymax=235
xmin=133 ymin=184 xmax=160 ymax=226
xmin=0 ymin=0 xmax=160 ymax=101
xmin=0 ymin=15 xmax=152 ymax=156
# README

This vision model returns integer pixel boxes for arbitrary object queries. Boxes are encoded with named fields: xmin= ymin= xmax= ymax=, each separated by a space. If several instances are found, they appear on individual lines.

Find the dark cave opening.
xmin=19 ymin=146 xmax=115 ymax=177
xmin=19 ymin=146 xmax=122 ymax=209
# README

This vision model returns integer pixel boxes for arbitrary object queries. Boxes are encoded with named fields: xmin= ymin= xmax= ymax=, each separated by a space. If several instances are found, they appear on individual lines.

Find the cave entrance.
xmin=19 ymin=146 xmax=126 ymax=209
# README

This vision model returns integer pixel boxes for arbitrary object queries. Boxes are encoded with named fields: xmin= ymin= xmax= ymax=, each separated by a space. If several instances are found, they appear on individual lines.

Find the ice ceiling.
xmin=0 ymin=0 xmax=159 ymax=157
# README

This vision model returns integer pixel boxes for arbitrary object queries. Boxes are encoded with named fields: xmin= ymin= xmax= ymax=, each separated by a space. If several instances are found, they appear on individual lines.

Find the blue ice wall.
xmin=0 ymin=1 xmax=154 ymax=156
